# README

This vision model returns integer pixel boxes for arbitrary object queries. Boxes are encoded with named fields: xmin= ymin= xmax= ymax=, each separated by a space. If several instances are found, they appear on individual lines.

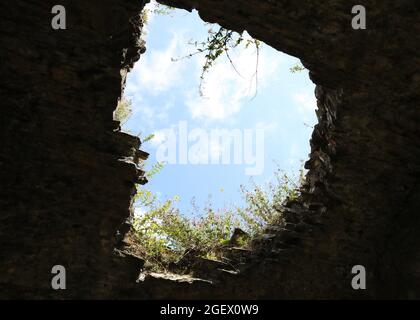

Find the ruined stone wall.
xmin=0 ymin=0 xmax=419 ymax=299
xmin=0 ymin=0 xmax=148 ymax=298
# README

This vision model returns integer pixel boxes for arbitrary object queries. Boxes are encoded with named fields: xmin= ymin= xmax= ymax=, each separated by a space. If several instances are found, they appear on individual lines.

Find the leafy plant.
xmin=146 ymin=161 xmax=166 ymax=179
xmin=140 ymin=2 xmax=261 ymax=97
xmin=290 ymin=63 xmax=306 ymax=73
xmin=140 ymin=3 xmax=306 ymax=99
xmin=142 ymin=133 xmax=155 ymax=143
xmin=151 ymin=3 xmax=175 ymax=16
xmin=114 ymin=98 xmax=133 ymax=123
xmin=173 ymin=26 xmax=261 ymax=97
xmin=140 ymin=3 xmax=175 ymax=26
xmin=131 ymin=147 xmax=305 ymax=270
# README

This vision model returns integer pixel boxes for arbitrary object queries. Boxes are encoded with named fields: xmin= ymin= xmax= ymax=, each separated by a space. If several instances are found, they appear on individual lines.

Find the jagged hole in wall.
xmin=116 ymin=1 xmax=318 ymax=271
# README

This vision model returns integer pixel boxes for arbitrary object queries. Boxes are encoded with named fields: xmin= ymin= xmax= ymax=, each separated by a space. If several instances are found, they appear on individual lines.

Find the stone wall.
xmin=0 ymin=0 xmax=147 ymax=298
xmin=0 ymin=0 xmax=419 ymax=298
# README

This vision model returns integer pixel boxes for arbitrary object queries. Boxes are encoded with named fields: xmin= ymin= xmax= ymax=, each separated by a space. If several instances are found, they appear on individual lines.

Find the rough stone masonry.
xmin=0 ymin=0 xmax=419 ymax=299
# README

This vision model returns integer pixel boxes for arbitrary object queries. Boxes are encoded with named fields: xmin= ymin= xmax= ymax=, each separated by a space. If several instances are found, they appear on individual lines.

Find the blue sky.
xmin=123 ymin=2 xmax=317 ymax=214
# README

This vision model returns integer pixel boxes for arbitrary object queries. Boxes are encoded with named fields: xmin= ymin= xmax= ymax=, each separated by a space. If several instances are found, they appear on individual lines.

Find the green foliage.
xmin=173 ymin=26 xmax=261 ymax=96
xmin=142 ymin=133 xmax=155 ymax=143
xmin=140 ymin=9 xmax=149 ymax=25
xmin=146 ymin=161 xmax=166 ymax=179
xmin=132 ymin=159 xmax=305 ymax=270
xmin=141 ymin=2 xmax=262 ymax=96
xmin=151 ymin=3 xmax=175 ymax=16
xmin=114 ymin=98 xmax=132 ymax=123
xmin=141 ymin=3 xmax=175 ymax=26
xmin=290 ymin=63 xmax=306 ymax=73
xmin=140 ymin=3 xmax=304 ymax=99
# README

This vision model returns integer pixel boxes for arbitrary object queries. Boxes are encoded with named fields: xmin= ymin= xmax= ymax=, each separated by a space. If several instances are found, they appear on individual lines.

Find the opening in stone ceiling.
xmin=116 ymin=1 xmax=318 ymax=272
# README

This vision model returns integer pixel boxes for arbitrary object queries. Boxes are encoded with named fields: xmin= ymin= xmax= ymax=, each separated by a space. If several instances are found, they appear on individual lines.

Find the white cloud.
xmin=127 ymin=32 xmax=187 ymax=96
xmin=185 ymin=35 xmax=283 ymax=121
xmin=292 ymin=91 xmax=317 ymax=116
xmin=255 ymin=121 xmax=278 ymax=135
